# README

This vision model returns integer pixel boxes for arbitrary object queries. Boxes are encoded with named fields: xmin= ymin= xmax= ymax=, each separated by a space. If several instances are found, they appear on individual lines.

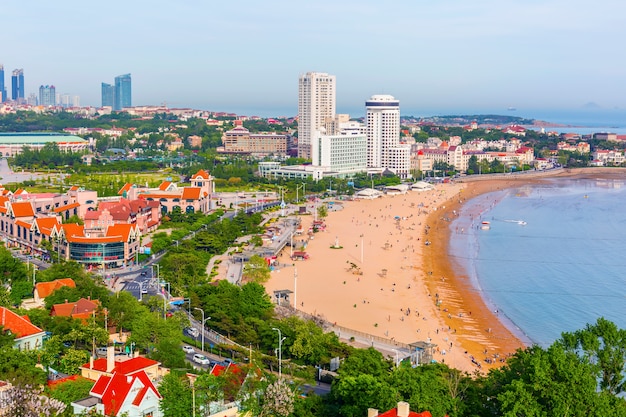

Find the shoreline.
xmin=264 ymin=168 xmax=626 ymax=374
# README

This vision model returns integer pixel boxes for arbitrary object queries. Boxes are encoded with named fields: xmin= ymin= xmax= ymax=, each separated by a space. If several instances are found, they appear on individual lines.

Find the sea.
xmin=450 ymin=178 xmax=626 ymax=347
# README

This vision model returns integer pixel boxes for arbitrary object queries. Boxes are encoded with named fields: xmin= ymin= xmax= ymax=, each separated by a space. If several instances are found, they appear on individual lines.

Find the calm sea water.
xmin=450 ymin=178 xmax=626 ymax=347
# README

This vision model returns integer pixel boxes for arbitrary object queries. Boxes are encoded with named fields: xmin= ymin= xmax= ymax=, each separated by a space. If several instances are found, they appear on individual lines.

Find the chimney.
xmin=397 ymin=402 xmax=410 ymax=417
xmin=106 ymin=346 xmax=115 ymax=373
xmin=367 ymin=409 xmax=379 ymax=417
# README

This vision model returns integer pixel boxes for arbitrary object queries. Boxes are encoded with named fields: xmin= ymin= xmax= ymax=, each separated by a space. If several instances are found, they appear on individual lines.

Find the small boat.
xmin=480 ymin=221 xmax=491 ymax=230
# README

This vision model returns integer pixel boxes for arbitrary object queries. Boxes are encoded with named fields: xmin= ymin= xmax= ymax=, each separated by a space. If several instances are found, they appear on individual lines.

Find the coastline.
xmin=264 ymin=168 xmax=626 ymax=374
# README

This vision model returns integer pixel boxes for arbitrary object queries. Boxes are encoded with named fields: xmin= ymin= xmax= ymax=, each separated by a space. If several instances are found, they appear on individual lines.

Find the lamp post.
xmin=194 ymin=308 xmax=210 ymax=353
xmin=161 ymin=281 xmax=170 ymax=320
xmin=152 ymin=264 xmax=160 ymax=287
xmin=272 ymin=327 xmax=286 ymax=379
xmin=293 ymin=267 xmax=298 ymax=310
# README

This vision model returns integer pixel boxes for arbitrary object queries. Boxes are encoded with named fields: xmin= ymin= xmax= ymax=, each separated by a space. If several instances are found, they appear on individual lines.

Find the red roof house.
xmin=71 ymin=370 xmax=162 ymax=417
xmin=0 ymin=306 xmax=46 ymax=351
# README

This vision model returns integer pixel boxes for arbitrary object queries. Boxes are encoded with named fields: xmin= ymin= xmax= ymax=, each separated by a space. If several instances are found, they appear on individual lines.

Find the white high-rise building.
xmin=298 ymin=72 xmax=336 ymax=159
xmin=365 ymin=94 xmax=411 ymax=179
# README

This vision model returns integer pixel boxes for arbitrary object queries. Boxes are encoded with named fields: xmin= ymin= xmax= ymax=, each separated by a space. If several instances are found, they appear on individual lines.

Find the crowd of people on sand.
xmin=265 ymin=184 xmax=521 ymax=373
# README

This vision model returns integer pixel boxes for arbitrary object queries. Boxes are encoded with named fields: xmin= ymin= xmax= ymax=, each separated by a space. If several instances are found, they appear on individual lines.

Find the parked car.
xmin=182 ymin=345 xmax=194 ymax=354
xmin=192 ymin=354 xmax=210 ymax=365
xmin=185 ymin=327 xmax=200 ymax=338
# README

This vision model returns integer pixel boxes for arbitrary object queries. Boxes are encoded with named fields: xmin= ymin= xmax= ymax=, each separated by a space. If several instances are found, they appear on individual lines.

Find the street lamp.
xmin=152 ymin=264 xmax=160 ymax=286
xmin=194 ymin=308 xmax=210 ymax=353
xmin=160 ymin=281 xmax=170 ymax=320
xmin=272 ymin=327 xmax=286 ymax=379
xmin=293 ymin=267 xmax=298 ymax=310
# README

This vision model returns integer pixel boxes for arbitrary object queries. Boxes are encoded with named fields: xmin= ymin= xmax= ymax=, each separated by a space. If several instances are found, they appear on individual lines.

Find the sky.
xmin=2 ymin=0 xmax=626 ymax=118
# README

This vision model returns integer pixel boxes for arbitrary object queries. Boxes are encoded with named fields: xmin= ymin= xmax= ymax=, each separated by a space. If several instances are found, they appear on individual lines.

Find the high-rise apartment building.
xmin=365 ymin=95 xmax=411 ymax=179
xmin=101 ymin=83 xmax=114 ymax=107
xmin=0 ymin=65 xmax=5 ymax=102
xmin=114 ymin=73 xmax=132 ymax=110
xmin=298 ymin=72 xmax=336 ymax=159
xmin=11 ymin=69 xmax=24 ymax=101
xmin=39 ymin=85 xmax=56 ymax=106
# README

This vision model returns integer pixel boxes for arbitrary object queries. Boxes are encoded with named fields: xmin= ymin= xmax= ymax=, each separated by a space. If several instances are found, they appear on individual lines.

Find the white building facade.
xmin=298 ymin=72 xmax=336 ymax=159
xmin=365 ymin=95 xmax=411 ymax=179
xmin=312 ymin=130 xmax=367 ymax=177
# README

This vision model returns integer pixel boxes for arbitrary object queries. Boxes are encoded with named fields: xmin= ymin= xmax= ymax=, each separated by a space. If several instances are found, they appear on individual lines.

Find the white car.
xmin=182 ymin=345 xmax=194 ymax=354
xmin=192 ymin=354 xmax=210 ymax=365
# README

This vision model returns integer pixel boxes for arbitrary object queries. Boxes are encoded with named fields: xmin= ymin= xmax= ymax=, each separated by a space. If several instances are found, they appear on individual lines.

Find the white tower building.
xmin=365 ymin=94 xmax=411 ymax=179
xmin=298 ymin=72 xmax=336 ymax=159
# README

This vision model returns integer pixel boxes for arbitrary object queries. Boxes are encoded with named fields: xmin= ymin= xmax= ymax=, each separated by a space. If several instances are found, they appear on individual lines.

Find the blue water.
xmin=450 ymin=178 xmax=626 ymax=347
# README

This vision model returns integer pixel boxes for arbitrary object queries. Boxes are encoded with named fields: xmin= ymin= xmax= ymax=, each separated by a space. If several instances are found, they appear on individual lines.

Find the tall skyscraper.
xmin=114 ymin=73 xmax=132 ymax=110
xmin=365 ymin=94 xmax=411 ymax=178
xmin=11 ymin=69 xmax=24 ymax=101
xmin=297 ymin=72 xmax=336 ymax=159
xmin=39 ymin=85 xmax=56 ymax=106
xmin=0 ymin=65 xmax=5 ymax=102
xmin=101 ymin=82 xmax=114 ymax=107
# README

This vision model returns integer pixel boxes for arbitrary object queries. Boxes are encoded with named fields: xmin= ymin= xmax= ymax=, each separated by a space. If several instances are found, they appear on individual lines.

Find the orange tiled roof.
xmin=105 ymin=223 xmax=136 ymax=241
xmin=35 ymin=278 xmax=76 ymax=299
xmin=158 ymin=181 xmax=172 ymax=191
xmin=182 ymin=187 xmax=201 ymax=200
xmin=34 ymin=217 xmax=60 ymax=236
xmin=53 ymin=202 xmax=80 ymax=213
xmin=51 ymin=297 xmax=99 ymax=318
xmin=0 ymin=306 xmax=45 ymax=339
xmin=118 ymin=183 xmax=133 ymax=196
xmin=11 ymin=201 xmax=35 ymax=217
xmin=15 ymin=220 xmax=32 ymax=229
xmin=193 ymin=169 xmax=210 ymax=179
xmin=60 ymin=223 xmax=85 ymax=239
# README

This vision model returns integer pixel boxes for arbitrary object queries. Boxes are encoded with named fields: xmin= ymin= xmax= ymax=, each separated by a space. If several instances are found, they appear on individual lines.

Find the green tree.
xmin=479 ymin=344 xmax=619 ymax=417
xmin=242 ymin=255 xmax=271 ymax=284
xmin=559 ymin=317 xmax=626 ymax=395
xmin=48 ymin=377 xmax=95 ymax=409
xmin=331 ymin=374 xmax=397 ymax=417
xmin=317 ymin=204 xmax=328 ymax=220
xmin=338 ymin=347 xmax=389 ymax=378
xmin=158 ymin=373 xmax=194 ymax=417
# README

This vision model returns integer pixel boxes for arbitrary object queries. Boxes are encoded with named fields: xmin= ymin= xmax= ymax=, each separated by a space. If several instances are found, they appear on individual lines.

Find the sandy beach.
xmin=264 ymin=181 xmax=514 ymax=373
xmin=264 ymin=169 xmax=626 ymax=373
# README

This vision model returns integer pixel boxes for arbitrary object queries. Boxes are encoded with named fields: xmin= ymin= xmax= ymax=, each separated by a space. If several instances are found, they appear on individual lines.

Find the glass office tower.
xmin=101 ymin=82 xmax=114 ymax=107
xmin=11 ymin=69 xmax=24 ymax=101
xmin=114 ymin=73 xmax=131 ymax=110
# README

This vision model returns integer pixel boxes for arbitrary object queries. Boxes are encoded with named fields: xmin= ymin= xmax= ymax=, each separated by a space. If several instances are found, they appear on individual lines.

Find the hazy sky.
xmin=3 ymin=0 xmax=625 ymax=117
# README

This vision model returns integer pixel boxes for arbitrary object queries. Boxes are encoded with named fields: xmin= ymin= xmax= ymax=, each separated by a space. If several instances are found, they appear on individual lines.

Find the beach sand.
xmin=264 ymin=169 xmax=626 ymax=373
xmin=264 ymin=180 xmax=523 ymax=373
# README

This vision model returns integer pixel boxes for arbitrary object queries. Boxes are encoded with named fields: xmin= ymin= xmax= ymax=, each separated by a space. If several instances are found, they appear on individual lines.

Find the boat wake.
xmin=504 ymin=219 xmax=527 ymax=226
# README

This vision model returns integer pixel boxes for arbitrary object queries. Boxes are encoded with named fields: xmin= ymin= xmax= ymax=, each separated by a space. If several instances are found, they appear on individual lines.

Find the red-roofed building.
xmin=51 ymin=222 xmax=141 ymax=269
xmin=80 ymin=349 xmax=163 ymax=382
xmin=369 ymin=401 xmax=443 ymax=417
xmin=0 ymin=306 xmax=46 ymax=351
xmin=121 ymin=169 xmax=213 ymax=214
xmin=50 ymin=297 xmax=100 ymax=322
xmin=71 ymin=370 xmax=162 ymax=417
xmin=34 ymin=278 xmax=76 ymax=304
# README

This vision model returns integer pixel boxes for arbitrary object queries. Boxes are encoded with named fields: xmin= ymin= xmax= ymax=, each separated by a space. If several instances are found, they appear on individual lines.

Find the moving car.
xmin=192 ymin=354 xmax=210 ymax=365
xmin=182 ymin=345 xmax=194 ymax=354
